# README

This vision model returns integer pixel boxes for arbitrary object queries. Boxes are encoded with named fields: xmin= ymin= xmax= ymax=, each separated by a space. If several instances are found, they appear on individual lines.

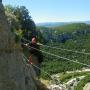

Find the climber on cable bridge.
xmin=23 ymin=36 xmax=43 ymax=78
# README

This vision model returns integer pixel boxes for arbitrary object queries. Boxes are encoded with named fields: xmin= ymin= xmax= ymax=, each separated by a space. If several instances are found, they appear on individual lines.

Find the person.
xmin=28 ymin=37 xmax=43 ymax=77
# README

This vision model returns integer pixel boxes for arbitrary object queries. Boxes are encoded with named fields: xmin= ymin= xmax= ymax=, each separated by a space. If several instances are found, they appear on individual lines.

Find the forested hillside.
xmin=37 ymin=23 xmax=90 ymax=43
xmin=37 ymin=23 xmax=90 ymax=78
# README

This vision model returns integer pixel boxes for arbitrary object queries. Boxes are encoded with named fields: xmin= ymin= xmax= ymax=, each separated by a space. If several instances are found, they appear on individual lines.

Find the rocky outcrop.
xmin=0 ymin=1 xmax=37 ymax=90
xmin=83 ymin=83 xmax=90 ymax=90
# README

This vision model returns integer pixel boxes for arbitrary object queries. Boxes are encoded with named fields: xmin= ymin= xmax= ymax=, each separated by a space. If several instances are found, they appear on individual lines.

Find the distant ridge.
xmin=85 ymin=21 xmax=90 ymax=24
xmin=36 ymin=22 xmax=68 ymax=27
xmin=36 ymin=21 xmax=90 ymax=27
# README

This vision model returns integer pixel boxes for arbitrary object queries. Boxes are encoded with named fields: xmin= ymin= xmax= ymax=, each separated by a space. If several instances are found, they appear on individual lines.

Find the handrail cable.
xmin=26 ymin=45 xmax=90 ymax=67
xmin=22 ymin=47 xmax=90 ymax=85
xmin=38 ymin=43 xmax=90 ymax=55
xmin=23 ymin=54 xmax=67 ymax=85
xmin=23 ymin=54 xmax=54 ymax=80
xmin=22 ymin=38 xmax=90 ymax=55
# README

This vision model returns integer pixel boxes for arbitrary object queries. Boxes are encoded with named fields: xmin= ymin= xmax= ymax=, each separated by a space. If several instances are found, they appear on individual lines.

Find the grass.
xmin=59 ymin=71 xmax=90 ymax=83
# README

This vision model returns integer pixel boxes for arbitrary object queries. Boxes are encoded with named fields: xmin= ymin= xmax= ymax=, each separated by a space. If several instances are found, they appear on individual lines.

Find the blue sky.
xmin=3 ymin=0 xmax=90 ymax=23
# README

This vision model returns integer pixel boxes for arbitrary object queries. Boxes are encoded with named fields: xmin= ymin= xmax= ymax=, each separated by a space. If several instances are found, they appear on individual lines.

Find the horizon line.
xmin=35 ymin=20 xmax=90 ymax=24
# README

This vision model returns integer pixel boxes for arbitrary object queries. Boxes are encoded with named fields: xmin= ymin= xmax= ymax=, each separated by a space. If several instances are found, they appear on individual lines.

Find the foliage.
xmin=14 ymin=6 xmax=36 ymax=38
xmin=37 ymin=23 xmax=90 ymax=43
xmin=5 ymin=5 xmax=37 ymax=41
xmin=5 ymin=5 xmax=45 ymax=44
xmin=74 ymin=74 xmax=90 ymax=90
xmin=59 ymin=72 xmax=90 ymax=82
xmin=39 ymin=23 xmax=90 ymax=79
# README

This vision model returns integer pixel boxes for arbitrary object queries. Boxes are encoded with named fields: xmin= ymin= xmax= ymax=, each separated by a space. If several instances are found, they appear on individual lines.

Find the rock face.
xmin=83 ymin=83 xmax=90 ymax=90
xmin=0 ymin=2 xmax=37 ymax=90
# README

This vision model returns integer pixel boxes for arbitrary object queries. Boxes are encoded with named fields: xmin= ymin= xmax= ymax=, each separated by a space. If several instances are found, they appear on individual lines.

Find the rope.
xmin=22 ymin=37 xmax=90 ymax=55
xmin=23 ymin=54 xmax=67 ymax=85
xmin=23 ymin=54 xmax=53 ymax=80
xmin=21 ymin=37 xmax=90 ymax=67
xmin=26 ymin=45 xmax=90 ymax=67
xmin=39 ymin=44 xmax=90 ymax=55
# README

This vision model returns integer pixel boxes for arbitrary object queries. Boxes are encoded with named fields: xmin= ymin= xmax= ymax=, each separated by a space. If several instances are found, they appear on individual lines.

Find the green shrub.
xmin=74 ymin=74 xmax=90 ymax=90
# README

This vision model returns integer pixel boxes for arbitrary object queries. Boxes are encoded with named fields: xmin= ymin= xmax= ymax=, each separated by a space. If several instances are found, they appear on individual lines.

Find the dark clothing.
xmin=29 ymin=43 xmax=40 ymax=55
xmin=28 ymin=43 xmax=43 ymax=77
xmin=21 ymin=39 xmax=43 ymax=77
xmin=28 ymin=54 xmax=41 ymax=77
xmin=29 ymin=43 xmax=43 ymax=63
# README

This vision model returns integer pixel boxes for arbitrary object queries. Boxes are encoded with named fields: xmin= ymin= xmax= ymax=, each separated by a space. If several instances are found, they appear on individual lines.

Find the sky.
xmin=2 ymin=0 xmax=90 ymax=23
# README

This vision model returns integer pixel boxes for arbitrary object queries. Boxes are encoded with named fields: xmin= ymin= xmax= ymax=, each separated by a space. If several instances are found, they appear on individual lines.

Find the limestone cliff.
xmin=0 ymin=1 xmax=37 ymax=90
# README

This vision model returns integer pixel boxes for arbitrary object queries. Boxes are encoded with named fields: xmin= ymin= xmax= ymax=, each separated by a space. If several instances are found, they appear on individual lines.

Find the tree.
xmin=5 ymin=5 xmax=19 ymax=31
xmin=5 ymin=5 xmax=38 ymax=43
xmin=5 ymin=5 xmax=45 ymax=43
xmin=14 ymin=6 xmax=36 ymax=39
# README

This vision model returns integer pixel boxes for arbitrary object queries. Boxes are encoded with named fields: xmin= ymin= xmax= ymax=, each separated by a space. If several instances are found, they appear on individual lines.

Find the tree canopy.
xmin=5 ymin=5 xmax=36 ymax=41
